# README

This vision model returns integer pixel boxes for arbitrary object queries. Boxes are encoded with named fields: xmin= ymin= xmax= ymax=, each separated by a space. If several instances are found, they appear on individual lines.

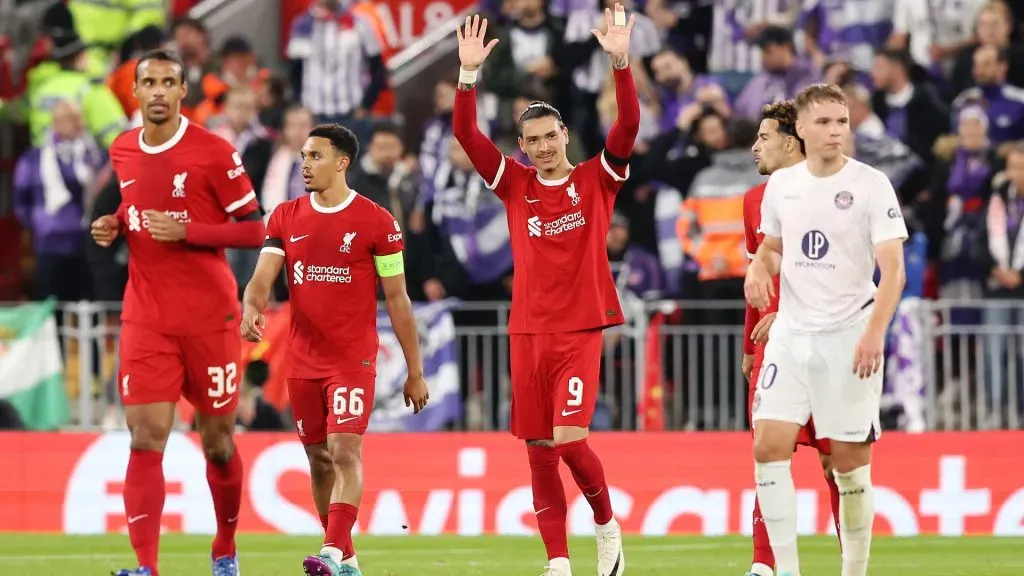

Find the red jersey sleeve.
xmin=373 ymin=207 xmax=405 ymax=256
xmin=207 ymin=136 xmax=259 ymax=218
xmin=743 ymin=185 xmax=761 ymax=260
xmin=261 ymin=203 xmax=286 ymax=257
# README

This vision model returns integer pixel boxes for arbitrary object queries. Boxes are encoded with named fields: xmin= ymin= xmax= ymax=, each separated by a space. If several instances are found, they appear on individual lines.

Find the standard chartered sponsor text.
xmin=306 ymin=265 xmax=352 ymax=283
xmin=544 ymin=211 xmax=586 ymax=236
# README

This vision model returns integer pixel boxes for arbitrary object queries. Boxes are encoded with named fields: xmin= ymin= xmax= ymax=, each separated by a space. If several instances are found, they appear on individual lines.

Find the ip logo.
xmin=527 ymin=216 xmax=542 ymax=237
xmin=292 ymin=261 xmax=305 ymax=285
xmin=801 ymin=230 xmax=829 ymax=260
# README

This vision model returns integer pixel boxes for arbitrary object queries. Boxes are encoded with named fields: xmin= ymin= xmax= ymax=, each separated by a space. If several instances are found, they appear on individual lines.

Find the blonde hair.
xmin=794 ymin=83 xmax=847 ymax=113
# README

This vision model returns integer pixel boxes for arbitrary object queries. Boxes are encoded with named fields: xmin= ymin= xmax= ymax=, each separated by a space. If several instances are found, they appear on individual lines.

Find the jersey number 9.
xmin=333 ymin=387 xmax=365 ymax=416
xmin=567 ymin=376 xmax=584 ymax=407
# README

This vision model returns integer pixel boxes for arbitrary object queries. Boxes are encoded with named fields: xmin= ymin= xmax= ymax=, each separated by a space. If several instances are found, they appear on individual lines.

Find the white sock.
xmin=341 ymin=555 xmax=359 ymax=568
xmin=835 ymin=465 xmax=874 ymax=576
xmin=549 ymin=556 xmax=571 ymax=573
xmin=749 ymin=561 xmax=773 ymax=576
xmin=755 ymin=460 xmax=800 ymax=575
xmin=319 ymin=545 xmax=343 ymax=565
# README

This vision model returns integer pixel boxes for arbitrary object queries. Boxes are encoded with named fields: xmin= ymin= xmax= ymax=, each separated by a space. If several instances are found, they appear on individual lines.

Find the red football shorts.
xmin=117 ymin=322 xmax=241 ymax=415
xmin=288 ymin=372 xmax=376 ymax=445
xmin=749 ymin=359 xmax=831 ymax=455
xmin=509 ymin=330 xmax=603 ymax=440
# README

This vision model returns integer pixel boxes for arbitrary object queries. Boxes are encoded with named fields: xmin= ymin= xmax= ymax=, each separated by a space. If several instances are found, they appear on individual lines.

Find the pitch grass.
xmin=0 ymin=534 xmax=1020 ymax=575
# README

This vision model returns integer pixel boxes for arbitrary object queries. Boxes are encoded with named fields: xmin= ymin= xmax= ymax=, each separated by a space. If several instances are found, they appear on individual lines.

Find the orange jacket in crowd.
xmin=351 ymin=1 xmax=394 ymax=116
xmin=192 ymin=67 xmax=271 ymax=126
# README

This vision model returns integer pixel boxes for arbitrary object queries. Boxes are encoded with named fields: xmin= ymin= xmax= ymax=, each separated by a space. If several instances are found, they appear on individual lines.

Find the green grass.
xmin=0 ymin=534 xmax=1021 ymax=575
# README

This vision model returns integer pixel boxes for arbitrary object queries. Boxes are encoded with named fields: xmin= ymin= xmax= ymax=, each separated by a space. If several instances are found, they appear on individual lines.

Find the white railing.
xmin=47 ymin=298 xmax=1024 ymax=432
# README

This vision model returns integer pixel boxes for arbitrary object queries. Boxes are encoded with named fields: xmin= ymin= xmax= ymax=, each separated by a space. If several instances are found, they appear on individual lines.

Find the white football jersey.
xmin=760 ymin=158 xmax=909 ymax=333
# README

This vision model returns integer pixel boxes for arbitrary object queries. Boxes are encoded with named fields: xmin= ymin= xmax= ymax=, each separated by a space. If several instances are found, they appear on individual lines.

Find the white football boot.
xmin=595 ymin=518 xmax=624 ymax=576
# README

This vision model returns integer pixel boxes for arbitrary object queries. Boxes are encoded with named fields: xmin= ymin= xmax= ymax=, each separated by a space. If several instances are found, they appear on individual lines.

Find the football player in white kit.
xmin=744 ymin=84 xmax=908 ymax=576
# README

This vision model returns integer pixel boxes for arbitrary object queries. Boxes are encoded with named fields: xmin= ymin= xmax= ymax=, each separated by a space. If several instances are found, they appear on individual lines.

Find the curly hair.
xmin=761 ymin=100 xmax=804 ymax=154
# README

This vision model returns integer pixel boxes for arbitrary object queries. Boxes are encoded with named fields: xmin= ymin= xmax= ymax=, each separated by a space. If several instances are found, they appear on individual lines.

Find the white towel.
xmin=39 ymin=134 xmax=97 ymax=215
xmin=261 ymin=146 xmax=300 ymax=221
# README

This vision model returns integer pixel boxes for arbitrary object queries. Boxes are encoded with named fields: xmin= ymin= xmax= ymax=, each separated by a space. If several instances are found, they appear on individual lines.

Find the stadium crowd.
xmin=3 ymin=0 xmax=1024 ymax=430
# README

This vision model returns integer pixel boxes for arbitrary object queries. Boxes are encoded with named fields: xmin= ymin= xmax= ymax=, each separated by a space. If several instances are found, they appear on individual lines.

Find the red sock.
xmin=207 ymin=449 xmax=243 ymax=559
xmin=558 ymin=439 xmax=613 ymax=525
xmin=527 ymin=445 xmax=569 ymax=560
xmin=827 ymin=473 xmax=842 ymax=548
xmin=751 ymin=495 xmax=775 ymax=568
xmin=325 ymin=503 xmax=358 ymax=559
xmin=124 ymin=449 xmax=165 ymax=575
xmin=320 ymin=514 xmax=329 ymax=532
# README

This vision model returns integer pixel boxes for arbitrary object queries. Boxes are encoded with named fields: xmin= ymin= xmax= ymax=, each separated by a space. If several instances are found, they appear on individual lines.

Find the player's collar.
xmin=139 ymin=116 xmax=189 ymax=155
xmin=310 ymin=189 xmax=358 ymax=213
xmin=536 ymin=165 xmax=574 ymax=187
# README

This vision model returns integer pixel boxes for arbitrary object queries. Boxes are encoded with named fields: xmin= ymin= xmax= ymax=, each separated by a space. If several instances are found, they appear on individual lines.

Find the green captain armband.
xmin=374 ymin=252 xmax=405 ymax=277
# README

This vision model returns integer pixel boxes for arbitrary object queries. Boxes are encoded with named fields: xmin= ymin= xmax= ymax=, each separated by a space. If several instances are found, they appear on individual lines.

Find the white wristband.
xmin=459 ymin=67 xmax=479 ymax=85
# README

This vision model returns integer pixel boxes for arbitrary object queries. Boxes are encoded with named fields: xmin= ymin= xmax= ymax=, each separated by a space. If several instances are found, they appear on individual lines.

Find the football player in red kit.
xmin=90 ymin=49 xmax=265 ymax=576
xmin=241 ymin=123 xmax=429 ymax=576
xmin=742 ymin=100 xmax=841 ymax=576
xmin=452 ymin=6 xmax=638 ymax=576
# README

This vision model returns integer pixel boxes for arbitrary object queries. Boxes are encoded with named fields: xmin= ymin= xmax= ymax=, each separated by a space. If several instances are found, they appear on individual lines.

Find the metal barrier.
xmin=49 ymin=298 xmax=1024 ymax=432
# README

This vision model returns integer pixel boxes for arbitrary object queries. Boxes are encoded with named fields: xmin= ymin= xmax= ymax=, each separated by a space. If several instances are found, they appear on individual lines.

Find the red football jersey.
xmin=263 ymin=192 xmax=405 ymax=379
xmin=110 ymin=116 xmax=259 ymax=335
xmin=490 ymin=153 xmax=627 ymax=334
xmin=742 ymin=182 xmax=781 ymax=362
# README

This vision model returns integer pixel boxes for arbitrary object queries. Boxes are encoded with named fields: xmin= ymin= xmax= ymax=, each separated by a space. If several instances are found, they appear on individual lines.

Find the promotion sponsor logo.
xmin=0 ymin=432 xmax=1020 ymax=536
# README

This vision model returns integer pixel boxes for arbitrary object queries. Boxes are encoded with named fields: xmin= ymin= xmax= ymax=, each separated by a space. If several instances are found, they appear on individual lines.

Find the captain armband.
xmin=374 ymin=252 xmax=405 ymax=277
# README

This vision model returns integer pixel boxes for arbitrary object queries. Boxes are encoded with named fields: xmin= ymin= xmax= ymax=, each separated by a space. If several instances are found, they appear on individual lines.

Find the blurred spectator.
xmin=649 ymin=48 xmax=729 ymax=134
xmin=422 ymin=138 xmax=513 ymax=301
xmin=170 ymin=17 xmax=213 ymax=119
xmin=801 ymin=0 xmax=894 ymax=72
xmin=644 ymin=0 xmax=713 ymax=74
xmin=236 ymin=360 xmax=286 ymax=431
xmin=608 ymin=211 xmax=662 ymax=298
xmin=951 ymin=45 xmax=1024 ymax=147
xmin=28 ymin=30 xmax=126 ymax=148
xmin=347 ymin=122 xmax=419 ymax=237
xmin=257 ymin=75 xmax=291 ymax=133
xmin=262 ymin=105 xmax=315 ymax=218
xmin=676 ymin=118 xmax=761 ymax=316
xmin=69 ymin=0 xmax=166 ymax=79
xmin=286 ymin=0 xmax=387 ymax=144
xmin=734 ymin=26 xmax=819 ymax=120
xmin=419 ymin=78 xmax=458 ymax=203
xmin=596 ymin=57 xmax=662 ymax=154
xmin=85 ymin=173 xmax=129 ymax=304
xmin=351 ymin=0 xmax=397 ymax=117
xmin=15 ymin=99 xmax=104 ymax=301
xmin=949 ymin=1 xmax=1024 ymax=97
xmin=870 ymin=48 xmax=949 ymax=166
xmin=708 ymin=0 xmax=801 ymax=74
xmin=564 ymin=0 xmax=661 ymax=156
xmin=194 ymin=36 xmax=271 ymax=126
xmin=108 ymin=25 xmax=167 ymax=120
xmin=889 ymin=0 xmax=986 ymax=73
xmin=484 ymin=0 xmax=568 ymax=109
xmin=981 ymin=143 xmax=1024 ymax=420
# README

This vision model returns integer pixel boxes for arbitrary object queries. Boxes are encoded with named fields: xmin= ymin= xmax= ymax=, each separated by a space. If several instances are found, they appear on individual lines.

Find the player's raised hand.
xmin=852 ymin=330 xmax=885 ymax=379
xmin=241 ymin=305 xmax=266 ymax=343
xmin=143 ymin=210 xmax=186 ymax=242
xmin=403 ymin=372 xmax=430 ymax=414
xmin=456 ymin=14 xmax=498 ymax=70
xmin=592 ymin=3 xmax=634 ymax=59
xmin=744 ymin=259 xmax=775 ymax=312
xmin=90 ymin=215 xmax=120 ymax=247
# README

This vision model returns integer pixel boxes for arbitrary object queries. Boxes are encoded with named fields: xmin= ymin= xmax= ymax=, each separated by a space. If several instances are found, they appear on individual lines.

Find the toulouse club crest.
xmin=834 ymin=191 xmax=854 ymax=210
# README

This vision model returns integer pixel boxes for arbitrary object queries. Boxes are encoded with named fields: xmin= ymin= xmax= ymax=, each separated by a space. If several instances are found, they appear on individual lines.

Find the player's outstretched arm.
xmin=182 ymin=211 xmax=266 ymax=248
xmin=595 ymin=4 xmax=641 ymax=164
xmin=452 ymin=15 xmax=505 ymax=188
xmin=241 ymin=251 xmax=284 ymax=342
xmin=380 ymin=272 xmax=430 ymax=414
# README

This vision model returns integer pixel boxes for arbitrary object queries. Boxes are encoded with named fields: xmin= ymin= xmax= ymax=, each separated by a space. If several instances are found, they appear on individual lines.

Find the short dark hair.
xmin=756 ymin=26 xmax=794 ymax=49
xmin=135 ymin=48 xmax=186 ymax=83
xmin=309 ymin=123 xmax=360 ymax=159
xmin=370 ymin=121 xmax=402 ymax=141
xmin=876 ymin=48 xmax=913 ymax=71
xmin=172 ymin=17 xmax=207 ymax=36
xmin=518 ymin=101 xmax=564 ymax=135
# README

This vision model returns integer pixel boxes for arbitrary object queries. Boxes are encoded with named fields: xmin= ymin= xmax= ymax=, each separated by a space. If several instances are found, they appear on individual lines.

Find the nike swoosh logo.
xmin=290 ymin=234 xmax=310 ymax=242
xmin=212 ymin=398 xmax=232 ymax=409
xmin=535 ymin=507 xmax=550 ymax=515
xmin=227 ymin=516 xmax=238 ymax=523
xmin=127 ymin=514 xmax=148 ymax=524
xmin=586 ymin=487 xmax=603 ymax=498
xmin=120 ymin=179 xmax=136 ymax=189
xmin=337 ymin=416 xmax=358 ymax=424
xmin=525 ymin=198 xmax=540 ymax=203
xmin=561 ymin=409 xmax=582 ymax=417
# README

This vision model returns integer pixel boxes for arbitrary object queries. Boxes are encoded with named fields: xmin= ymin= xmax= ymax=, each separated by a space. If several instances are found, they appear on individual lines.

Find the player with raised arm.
xmin=89 ymin=49 xmax=265 ymax=576
xmin=240 ymin=123 xmax=429 ymax=576
xmin=742 ymin=100 xmax=842 ymax=576
xmin=453 ymin=6 xmax=639 ymax=576
xmin=745 ymin=84 xmax=908 ymax=576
